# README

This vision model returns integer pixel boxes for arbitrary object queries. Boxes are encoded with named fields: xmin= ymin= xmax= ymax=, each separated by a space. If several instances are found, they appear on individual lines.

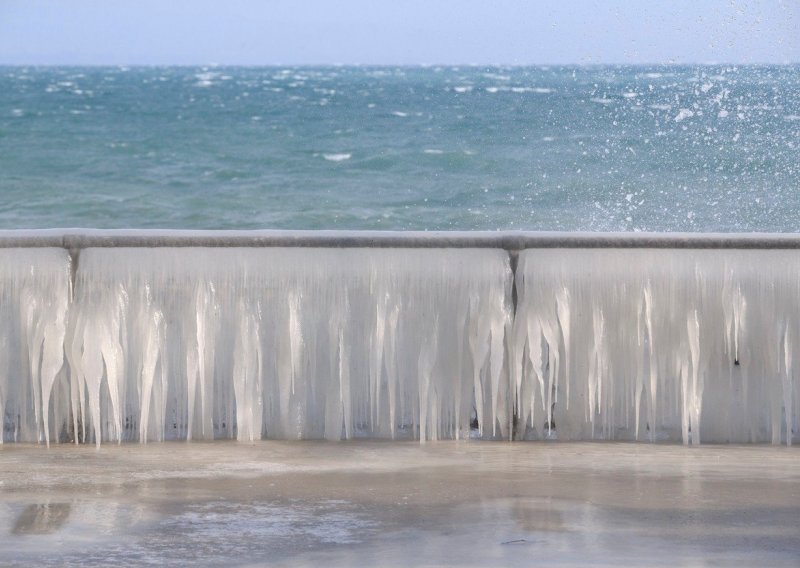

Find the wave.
xmin=323 ymin=153 xmax=352 ymax=162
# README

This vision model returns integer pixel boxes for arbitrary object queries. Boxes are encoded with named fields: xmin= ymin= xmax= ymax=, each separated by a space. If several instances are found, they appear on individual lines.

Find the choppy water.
xmin=1 ymin=65 xmax=798 ymax=231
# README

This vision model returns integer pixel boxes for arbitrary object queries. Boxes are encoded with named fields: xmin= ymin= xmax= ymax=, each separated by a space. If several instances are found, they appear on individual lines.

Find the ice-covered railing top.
xmin=4 ymin=228 xmax=800 ymax=249
xmin=0 ymin=230 xmax=798 ymax=447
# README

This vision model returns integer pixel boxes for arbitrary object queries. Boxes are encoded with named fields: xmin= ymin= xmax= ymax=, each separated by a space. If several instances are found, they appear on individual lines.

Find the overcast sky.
xmin=1 ymin=0 xmax=798 ymax=65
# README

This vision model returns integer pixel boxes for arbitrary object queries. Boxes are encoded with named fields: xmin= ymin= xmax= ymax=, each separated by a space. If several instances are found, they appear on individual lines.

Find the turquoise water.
xmin=1 ymin=65 xmax=798 ymax=231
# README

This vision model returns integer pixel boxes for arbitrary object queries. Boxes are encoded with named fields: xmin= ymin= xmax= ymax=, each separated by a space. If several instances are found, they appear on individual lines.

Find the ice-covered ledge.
xmin=1 ymin=231 xmax=798 ymax=445
xmin=2 ymin=228 xmax=800 ymax=249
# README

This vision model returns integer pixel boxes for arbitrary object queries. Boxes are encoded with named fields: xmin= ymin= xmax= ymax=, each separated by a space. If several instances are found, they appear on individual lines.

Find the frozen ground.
xmin=0 ymin=441 xmax=798 ymax=567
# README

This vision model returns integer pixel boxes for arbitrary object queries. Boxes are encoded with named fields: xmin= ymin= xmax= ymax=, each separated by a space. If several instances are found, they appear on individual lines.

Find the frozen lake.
xmin=0 ymin=441 xmax=798 ymax=566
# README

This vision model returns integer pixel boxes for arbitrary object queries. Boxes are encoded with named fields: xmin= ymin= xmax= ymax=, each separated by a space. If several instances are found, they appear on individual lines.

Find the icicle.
xmin=587 ymin=309 xmax=605 ymax=437
xmin=385 ymin=305 xmax=400 ymax=439
xmin=38 ymin=301 xmax=67 ymax=447
xmin=370 ymin=293 xmax=388 ymax=429
xmin=686 ymin=309 xmax=702 ymax=445
xmin=643 ymin=284 xmax=658 ymax=442
xmin=80 ymin=318 xmax=104 ymax=448
xmin=0 ymin=332 xmax=8 ymax=445
xmin=488 ymin=318 xmax=505 ymax=438
xmin=232 ymin=298 xmax=262 ymax=442
xmin=468 ymin=294 xmax=489 ymax=437
xmin=783 ymin=325 xmax=793 ymax=446
xmin=288 ymin=291 xmax=303 ymax=398
xmin=417 ymin=317 xmax=439 ymax=442
xmin=527 ymin=318 xmax=546 ymax=431
xmin=137 ymin=308 xmax=164 ymax=443
xmin=556 ymin=289 xmax=571 ymax=408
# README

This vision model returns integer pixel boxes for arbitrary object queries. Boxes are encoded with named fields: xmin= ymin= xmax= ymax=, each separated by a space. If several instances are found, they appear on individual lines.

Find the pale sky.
xmin=1 ymin=0 xmax=798 ymax=66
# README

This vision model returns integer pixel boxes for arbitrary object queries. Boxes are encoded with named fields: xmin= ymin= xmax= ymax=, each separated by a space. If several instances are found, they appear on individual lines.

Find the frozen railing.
xmin=0 ymin=230 xmax=798 ymax=446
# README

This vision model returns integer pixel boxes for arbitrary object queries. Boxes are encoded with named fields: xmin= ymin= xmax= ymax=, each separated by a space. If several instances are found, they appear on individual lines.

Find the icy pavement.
xmin=0 ymin=441 xmax=798 ymax=566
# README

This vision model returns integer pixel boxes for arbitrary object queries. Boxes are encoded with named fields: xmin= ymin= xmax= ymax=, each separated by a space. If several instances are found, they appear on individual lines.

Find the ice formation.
xmin=513 ymin=250 xmax=799 ymax=445
xmin=1 ymin=246 xmax=798 ymax=445
xmin=0 ymin=250 xmax=71 ymax=446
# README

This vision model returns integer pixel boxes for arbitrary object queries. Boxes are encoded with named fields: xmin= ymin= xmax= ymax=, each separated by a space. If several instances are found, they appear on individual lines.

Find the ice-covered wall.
xmin=1 ymin=244 xmax=798 ymax=445
xmin=6 ymin=248 xmax=512 ymax=445
xmin=513 ymin=250 xmax=800 ymax=445
xmin=0 ymin=249 xmax=71 ymax=446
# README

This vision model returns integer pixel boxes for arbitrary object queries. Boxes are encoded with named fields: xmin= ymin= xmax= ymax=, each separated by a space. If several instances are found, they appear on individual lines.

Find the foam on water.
xmin=0 ymin=246 xmax=798 ymax=445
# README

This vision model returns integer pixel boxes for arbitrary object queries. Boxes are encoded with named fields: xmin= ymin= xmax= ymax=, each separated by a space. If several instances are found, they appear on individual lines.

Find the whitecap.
xmin=622 ymin=92 xmax=638 ymax=98
xmin=392 ymin=111 xmax=408 ymax=117
xmin=10 ymin=109 xmax=23 ymax=117
xmin=423 ymin=149 xmax=444 ymax=154
xmin=482 ymin=73 xmax=510 ymax=81
xmin=453 ymin=86 xmax=472 ymax=93
xmin=674 ymin=108 xmax=694 ymax=122
xmin=323 ymin=153 xmax=352 ymax=162
xmin=508 ymin=87 xmax=552 ymax=94
xmin=485 ymin=87 xmax=500 ymax=93
xmin=590 ymin=97 xmax=614 ymax=105
xmin=541 ymin=136 xmax=555 ymax=142
xmin=194 ymin=72 xmax=218 ymax=88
